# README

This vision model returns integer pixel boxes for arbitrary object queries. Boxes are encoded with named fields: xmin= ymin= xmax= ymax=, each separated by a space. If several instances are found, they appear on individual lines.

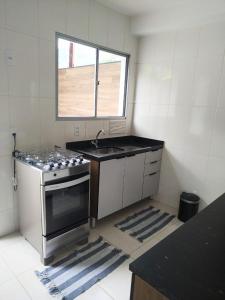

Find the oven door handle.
xmin=45 ymin=175 xmax=90 ymax=192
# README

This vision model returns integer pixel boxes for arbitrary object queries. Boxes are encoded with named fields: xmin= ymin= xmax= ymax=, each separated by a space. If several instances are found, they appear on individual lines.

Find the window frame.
xmin=55 ymin=32 xmax=130 ymax=121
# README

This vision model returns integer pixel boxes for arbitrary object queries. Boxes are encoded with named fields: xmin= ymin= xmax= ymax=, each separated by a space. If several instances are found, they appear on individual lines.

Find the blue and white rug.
xmin=115 ymin=206 xmax=175 ymax=242
xmin=35 ymin=237 xmax=129 ymax=300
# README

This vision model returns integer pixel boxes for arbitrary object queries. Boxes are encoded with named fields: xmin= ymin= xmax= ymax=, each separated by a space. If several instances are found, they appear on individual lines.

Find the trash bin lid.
xmin=181 ymin=192 xmax=200 ymax=203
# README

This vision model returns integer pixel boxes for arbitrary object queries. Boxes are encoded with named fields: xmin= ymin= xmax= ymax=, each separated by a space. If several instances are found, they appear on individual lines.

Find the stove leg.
xmin=41 ymin=255 xmax=54 ymax=266
xmin=91 ymin=218 xmax=96 ymax=228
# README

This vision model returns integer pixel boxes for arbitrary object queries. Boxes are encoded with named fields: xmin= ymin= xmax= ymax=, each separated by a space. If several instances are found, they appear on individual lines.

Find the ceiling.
xmin=96 ymin=0 xmax=225 ymax=17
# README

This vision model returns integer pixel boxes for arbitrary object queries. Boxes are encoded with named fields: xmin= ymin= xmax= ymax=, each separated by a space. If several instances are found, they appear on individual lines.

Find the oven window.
xmin=45 ymin=179 xmax=89 ymax=236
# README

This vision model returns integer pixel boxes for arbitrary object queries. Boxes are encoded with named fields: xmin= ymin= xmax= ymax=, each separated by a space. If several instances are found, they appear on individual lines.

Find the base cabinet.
xmin=95 ymin=149 xmax=163 ymax=220
xmin=123 ymin=153 xmax=145 ymax=208
xmin=97 ymin=158 xmax=125 ymax=219
xmin=130 ymin=274 xmax=169 ymax=300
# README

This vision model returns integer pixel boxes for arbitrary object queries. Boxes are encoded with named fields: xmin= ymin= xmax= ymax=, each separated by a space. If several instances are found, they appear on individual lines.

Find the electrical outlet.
xmin=74 ymin=126 xmax=80 ymax=136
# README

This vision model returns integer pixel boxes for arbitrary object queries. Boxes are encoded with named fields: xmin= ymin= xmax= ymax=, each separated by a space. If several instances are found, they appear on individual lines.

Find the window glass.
xmin=97 ymin=50 xmax=127 ymax=117
xmin=57 ymin=35 xmax=129 ymax=119
xmin=58 ymin=38 xmax=96 ymax=117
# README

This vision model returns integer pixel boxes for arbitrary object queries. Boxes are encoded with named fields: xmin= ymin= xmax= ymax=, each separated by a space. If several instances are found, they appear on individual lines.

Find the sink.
xmin=88 ymin=147 xmax=124 ymax=155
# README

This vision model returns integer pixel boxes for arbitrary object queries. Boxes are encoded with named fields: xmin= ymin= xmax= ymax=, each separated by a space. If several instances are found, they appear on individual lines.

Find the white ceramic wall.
xmin=132 ymin=21 xmax=225 ymax=209
xmin=0 ymin=0 xmax=137 ymax=236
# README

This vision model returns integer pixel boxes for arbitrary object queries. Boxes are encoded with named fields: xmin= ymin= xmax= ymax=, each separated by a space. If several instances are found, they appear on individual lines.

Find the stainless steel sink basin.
xmin=88 ymin=147 xmax=124 ymax=155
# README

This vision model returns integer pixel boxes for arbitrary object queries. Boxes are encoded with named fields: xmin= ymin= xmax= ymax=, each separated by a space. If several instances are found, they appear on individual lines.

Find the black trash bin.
xmin=178 ymin=192 xmax=200 ymax=222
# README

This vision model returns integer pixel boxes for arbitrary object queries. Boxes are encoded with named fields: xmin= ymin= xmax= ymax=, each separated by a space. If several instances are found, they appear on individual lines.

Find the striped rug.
xmin=115 ymin=206 xmax=175 ymax=242
xmin=35 ymin=237 xmax=129 ymax=300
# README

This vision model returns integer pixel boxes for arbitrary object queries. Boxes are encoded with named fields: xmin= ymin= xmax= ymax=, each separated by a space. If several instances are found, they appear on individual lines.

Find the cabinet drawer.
xmin=145 ymin=149 xmax=162 ymax=164
xmin=144 ymin=161 xmax=161 ymax=176
xmin=142 ymin=172 xmax=160 ymax=199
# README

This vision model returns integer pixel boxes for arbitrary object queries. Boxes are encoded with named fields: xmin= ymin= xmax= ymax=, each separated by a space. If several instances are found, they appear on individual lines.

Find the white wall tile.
xmin=0 ymin=96 xmax=11 ymax=157
xmin=7 ymin=31 xmax=39 ymax=97
xmin=64 ymin=121 xmax=86 ymax=141
xmin=218 ymin=56 xmax=225 ymax=108
xmin=89 ymin=1 xmax=109 ymax=46
xmin=0 ymin=51 xmax=8 ymax=95
xmin=0 ymin=28 xmax=6 ymax=50
xmin=146 ymin=105 xmax=169 ymax=141
xmin=138 ymin=33 xmax=176 ymax=63
xmin=40 ymin=98 xmax=65 ymax=149
xmin=38 ymin=0 xmax=66 ymax=41
xmin=0 ymin=156 xmax=13 ymax=213
xmin=0 ymin=0 xmax=6 ymax=28
xmin=174 ymin=28 xmax=200 ymax=59
xmin=184 ymin=107 xmax=215 ymax=155
xmin=134 ymin=64 xmax=152 ymax=103
xmin=210 ymin=108 xmax=225 ymax=159
xmin=9 ymin=97 xmax=41 ymax=150
xmin=193 ymin=55 xmax=223 ymax=106
xmin=39 ymin=39 xmax=55 ymax=98
xmin=107 ymin=10 xmax=126 ymax=51
xmin=66 ymin=0 xmax=90 ymax=40
xmin=170 ymin=58 xmax=195 ymax=105
xmin=5 ymin=0 xmax=38 ymax=36
xmin=204 ymin=157 xmax=225 ymax=204
xmin=198 ymin=22 xmax=225 ymax=58
xmin=147 ymin=60 xmax=172 ymax=105
xmin=0 ymin=209 xmax=16 ymax=236
xmin=85 ymin=120 xmax=108 ymax=139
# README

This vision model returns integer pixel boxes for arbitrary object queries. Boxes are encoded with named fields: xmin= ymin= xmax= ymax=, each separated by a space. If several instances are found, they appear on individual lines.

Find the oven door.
xmin=42 ymin=173 xmax=90 ymax=238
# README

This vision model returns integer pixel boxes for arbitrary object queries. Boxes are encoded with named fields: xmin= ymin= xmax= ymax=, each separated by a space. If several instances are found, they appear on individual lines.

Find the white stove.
xmin=15 ymin=148 xmax=90 ymax=265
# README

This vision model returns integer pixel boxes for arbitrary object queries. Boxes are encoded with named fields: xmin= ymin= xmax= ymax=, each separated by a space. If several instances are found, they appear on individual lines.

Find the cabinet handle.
xmin=116 ymin=156 xmax=126 ymax=160
xmin=149 ymin=172 xmax=157 ymax=176
xmin=150 ymin=160 xmax=158 ymax=164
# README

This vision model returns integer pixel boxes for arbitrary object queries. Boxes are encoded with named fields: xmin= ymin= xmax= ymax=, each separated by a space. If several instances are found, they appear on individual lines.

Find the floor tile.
xmin=0 ymin=278 xmax=30 ymax=300
xmin=77 ymin=285 xmax=113 ymax=300
xmin=0 ymin=257 xmax=14 ymax=285
xmin=0 ymin=232 xmax=24 ymax=252
xmin=18 ymin=270 xmax=53 ymax=300
xmin=130 ymin=238 xmax=160 ymax=259
xmin=1 ymin=238 xmax=40 ymax=276
xmin=98 ymin=258 xmax=133 ymax=300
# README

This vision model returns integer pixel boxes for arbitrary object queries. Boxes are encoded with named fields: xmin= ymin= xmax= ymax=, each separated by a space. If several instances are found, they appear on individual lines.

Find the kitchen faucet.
xmin=91 ymin=129 xmax=105 ymax=148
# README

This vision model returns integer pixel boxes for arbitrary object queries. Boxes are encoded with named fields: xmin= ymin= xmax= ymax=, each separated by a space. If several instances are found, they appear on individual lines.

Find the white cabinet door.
xmin=98 ymin=158 xmax=125 ymax=219
xmin=123 ymin=153 xmax=145 ymax=208
xmin=142 ymin=172 xmax=160 ymax=199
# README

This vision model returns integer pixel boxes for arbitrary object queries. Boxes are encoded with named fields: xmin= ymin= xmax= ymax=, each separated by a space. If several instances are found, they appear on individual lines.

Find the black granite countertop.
xmin=66 ymin=135 xmax=164 ymax=161
xmin=129 ymin=193 xmax=225 ymax=300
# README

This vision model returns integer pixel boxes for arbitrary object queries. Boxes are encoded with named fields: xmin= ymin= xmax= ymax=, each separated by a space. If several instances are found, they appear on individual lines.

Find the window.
xmin=56 ymin=33 xmax=129 ymax=120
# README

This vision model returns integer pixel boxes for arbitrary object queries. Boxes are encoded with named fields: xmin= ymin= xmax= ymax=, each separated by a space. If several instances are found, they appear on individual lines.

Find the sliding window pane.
xmin=97 ymin=50 xmax=127 ymax=117
xmin=58 ymin=38 xmax=96 ymax=117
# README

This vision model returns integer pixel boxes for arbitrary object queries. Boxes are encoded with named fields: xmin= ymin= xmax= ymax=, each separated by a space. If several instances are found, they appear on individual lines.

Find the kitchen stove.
xmin=15 ymin=148 xmax=90 ymax=265
xmin=15 ymin=148 xmax=88 ymax=172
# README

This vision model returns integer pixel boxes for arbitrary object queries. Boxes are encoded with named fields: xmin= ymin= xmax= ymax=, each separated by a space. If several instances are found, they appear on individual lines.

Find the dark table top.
xmin=129 ymin=193 xmax=225 ymax=300
xmin=66 ymin=135 xmax=164 ymax=161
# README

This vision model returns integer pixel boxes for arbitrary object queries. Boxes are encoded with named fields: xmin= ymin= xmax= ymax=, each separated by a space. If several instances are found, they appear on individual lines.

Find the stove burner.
xmin=15 ymin=149 xmax=87 ymax=172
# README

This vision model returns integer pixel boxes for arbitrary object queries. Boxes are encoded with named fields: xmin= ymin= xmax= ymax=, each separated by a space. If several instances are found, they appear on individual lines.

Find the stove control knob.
xmin=78 ymin=157 xmax=83 ymax=164
xmin=43 ymin=165 xmax=50 ymax=171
